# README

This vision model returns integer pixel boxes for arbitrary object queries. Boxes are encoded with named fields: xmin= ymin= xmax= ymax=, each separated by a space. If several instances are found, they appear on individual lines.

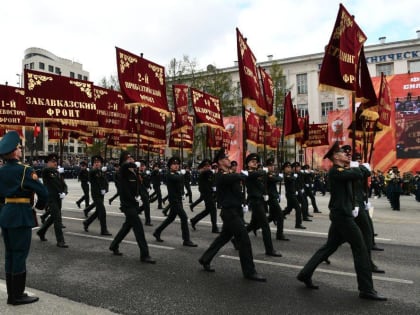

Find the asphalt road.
xmin=1 ymin=179 xmax=419 ymax=314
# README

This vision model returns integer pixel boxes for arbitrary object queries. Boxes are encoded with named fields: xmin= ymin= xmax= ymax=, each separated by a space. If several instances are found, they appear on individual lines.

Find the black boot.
xmin=9 ymin=272 xmax=39 ymax=305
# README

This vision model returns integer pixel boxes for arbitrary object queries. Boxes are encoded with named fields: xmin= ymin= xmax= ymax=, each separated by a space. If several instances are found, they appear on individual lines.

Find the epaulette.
xmin=337 ymin=167 xmax=345 ymax=172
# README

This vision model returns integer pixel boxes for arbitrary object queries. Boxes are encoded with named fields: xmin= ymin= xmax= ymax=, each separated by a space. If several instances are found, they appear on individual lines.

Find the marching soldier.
xmin=150 ymin=163 xmax=163 ymax=209
xmin=184 ymin=165 xmax=193 ymax=204
xmin=297 ymin=141 xmax=387 ymax=301
xmin=138 ymin=160 xmax=152 ymax=226
xmin=83 ymin=155 xmax=112 ymax=236
xmin=0 ymin=131 xmax=48 ymax=305
xmin=108 ymin=163 xmax=121 ymax=205
xmin=109 ymin=151 xmax=155 ymax=264
xmin=292 ymin=162 xmax=312 ymax=221
xmin=76 ymin=161 xmax=90 ymax=209
xmin=243 ymin=153 xmax=282 ymax=257
xmin=283 ymin=162 xmax=306 ymax=229
xmin=153 ymin=156 xmax=197 ymax=247
xmin=36 ymin=153 xmax=69 ymax=248
xmin=302 ymin=164 xmax=322 ymax=214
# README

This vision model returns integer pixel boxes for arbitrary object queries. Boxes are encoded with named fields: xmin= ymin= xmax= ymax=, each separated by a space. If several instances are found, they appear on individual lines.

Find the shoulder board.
xmin=337 ymin=167 xmax=345 ymax=172
xmin=31 ymin=171 xmax=39 ymax=180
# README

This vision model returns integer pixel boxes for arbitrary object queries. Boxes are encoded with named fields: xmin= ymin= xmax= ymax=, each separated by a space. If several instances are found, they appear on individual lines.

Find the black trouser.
xmin=190 ymin=195 xmax=204 ymax=211
xmin=109 ymin=192 xmax=119 ymax=204
xmin=185 ymin=183 xmax=193 ymax=203
xmin=355 ymin=209 xmax=376 ymax=269
xmin=140 ymin=192 xmax=151 ymax=224
xmin=297 ymin=191 xmax=309 ymax=218
xmin=85 ymin=196 xmax=108 ymax=233
xmin=284 ymin=195 xmax=303 ymax=227
xmin=77 ymin=182 xmax=90 ymax=206
xmin=246 ymin=199 xmax=274 ymax=254
xmin=267 ymin=197 xmax=284 ymax=238
xmin=154 ymin=201 xmax=190 ymax=241
xmin=191 ymin=196 xmax=218 ymax=231
xmin=199 ymin=209 xmax=256 ymax=277
xmin=110 ymin=206 xmax=150 ymax=259
xmin=152 ymin=184 xmax=163 ymax=207
xmin=305 ymin=187 xmax=320 ymax=213
xmin=38 ymin=200 xmax=64 ymax=243
xmin=298 ymin=217 xmax=374 ymax=293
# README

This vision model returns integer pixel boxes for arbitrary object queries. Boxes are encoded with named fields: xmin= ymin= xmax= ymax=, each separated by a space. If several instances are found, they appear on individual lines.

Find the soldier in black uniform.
xmin=109 ymin=151 xmax=155 ymax=263
xmin=153 ymin=156 xmax=197 ymax=247
xmin=108 ymin=163 xmax=121 ymax=205
xmin=83 ymin=155 xmax=112 ymax=236
xmin=150 ymin=163 xmax=163 ymax=209
xmin=265 ymin=158 xmax=289 ymax=241
xmin=297 ymin=142 xmax=386 ymax=301
xmin=292 ymin=162 xmax=311 ymax=221
xmin=36 ymin=153 xmax=68 ymax=248
xmin=244 ymin=153 xmax=282 ymax=257
xmin=302 ymin=164 xmax=322 ymax=214
xmin=76 ymin=161 xmax=90 ymax=209
xmin=282 ymin=162 xmax=306 ymax=229
xmin=138 ymin=160 xmax=152 ymax=226
xmin=198 ymin=149 xmax=266 ymax=281
xmin=0 ymin=131 xmax=48 ymax=305
xmin=190 ymin=159 xmax=219 ymax=233
xmin=184 ymin=165 xmax=193 ymax=204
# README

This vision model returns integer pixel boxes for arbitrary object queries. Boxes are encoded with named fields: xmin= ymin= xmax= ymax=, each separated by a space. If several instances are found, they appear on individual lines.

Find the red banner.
xmin=48 ymin=129 xmax=69 ymax=143
xmin=269 ymin=126 xmax=281 ymax=150
xmin=258 ymin=66 xmax=274 ymax=116
xmin=0 ymin=85 xmax=26 ymax=128
xmin=319 ymin=4 xmax=367 ymax=92
xmin=207 ymin=127 xmax=224 ymax=150
xmin=378 ymin=73 xmax=392 ymax=126
xmin=171 ymin=114 xmax=193 ymax=144
xmin=236 ymin=28 xmax=265 ymax=115
xmin=172 ymin=84 xmax=189 ymax=133
xmin=24 ymin=69 xmax=97 ymax=126
xmin=223 ymin=116 xmax=243 ymax=170
xmin=116 ymin=47 xmax=169 ymax=114
xmin=306 ymin=124 xmax=329 ymax=147
xmin=222 ymin=129 xmax=231 ymax=151
xmin=244 ymin=110 xmax=259 ymax=146
xmin=190 ymin=88 xmax=224 ymax=129
xmin=282 ymin=91 xmax=300 ymax=137
xmin=139 ymin=106 xmax=166 ymax=144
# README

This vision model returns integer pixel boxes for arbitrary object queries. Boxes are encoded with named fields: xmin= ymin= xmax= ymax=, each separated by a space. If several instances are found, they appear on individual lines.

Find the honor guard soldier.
xmin=108 ymin=163 xmax=121 ymax=205
xmin=83 ymin=155 xmax=112 ymax=236
xmin=190 ymin=159 xmax=219 ymax=233
xmin=150 ymin=163 xmax=163 ymax=209
xmin=76 ymin=161 xmax=90 ymax=209
xmin=198 ymin=149 xmax=266 ymax=281
xmin=153 ymin=156 xmax=197 ymax=247
xmin=36 ymin=153 xmax=69 ymax=248
xmin=138 ymin=160 xmax=152 ymax=226
xmin=292 ymin=162 xmax=311 ymax=221
xmin=302 ymin=164 xmax=322 ymax=214
xmin=0 ymin=131 xmax=48 ymax=305
xmin=282 ymin=162 xmax=306 ymax=229
xmin=109 ymin=151 xmax=155 ymax=264
xmin=265 ymin=158 xmax=289 ymax=241
xmin=297 ymin=142 xmax=387 ymax=301
xmin=243 ymin=153 xmax=282 ymax=257
xmin=184 ymin=165 xmax=193 ymax=204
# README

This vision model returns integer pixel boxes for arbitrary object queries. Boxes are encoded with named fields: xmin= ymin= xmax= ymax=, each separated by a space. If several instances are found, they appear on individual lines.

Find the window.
xmin=376 ymin=63 xmax=393 ymax=76
xmin=77 ymin=147 xmax=83 ymax=153
xmin=29 ymin=62 xmax=34 ymax=69
xmin=77 ymin=74 xmax=82 ymax=80
xmin=297 ymin=104 xmax=308 ymax=117
xmin=321 ymin=102 xmax=334 ymax=116
xmin=70 ymin=72 xmax=75 ymax=78
xmin=39 ymin=62 xmax=45 ymax=70
xmin=83 ymin=76 xmax=88 ymax=81
xmin=55 ymin=67 xmax=61 ymax=75
xmin=297 ymin=73 xmax=308 ymax=94
xmin=48 ymin=65 xmax=54 ymax=72
xmin=336 ymin=97 xmax=345 ymax=108
xmin=69 ymin=146 xmax=74 ymax=153
xmin=409 ymin=60 xmax=420 ymax=73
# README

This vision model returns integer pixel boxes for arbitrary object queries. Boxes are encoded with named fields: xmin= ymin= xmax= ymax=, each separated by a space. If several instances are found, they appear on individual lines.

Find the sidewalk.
xmin=0 ymin=282 xmax=119 ymax=315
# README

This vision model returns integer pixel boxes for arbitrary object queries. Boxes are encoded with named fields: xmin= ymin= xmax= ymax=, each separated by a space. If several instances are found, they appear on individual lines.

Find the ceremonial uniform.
xmin=0 ymin=131 xmax=48 ymax=305
xmin=150 ymin=164 xmax=163 ymax=209
xmin=37 ymin=154 xmax=68 ymax=248
xmin=184 ymin=167 xmax=193 ymax=204
xmin=108 ymin=165 xmax=121 ymax=205
xmin=283 ymin=162 xmax=305 ymax=229
xmin=109 ymin=151 xmax=155 ymax=263
xmin=302 ymin=165 xmax=321 ymax=213
xmin=76 ymin=162 xmax=90 ymax=208
xmin=138 ymin=163 xmax=152 ymax=226
xmin=293 ymin=162 xmax=310 ymax=221
xmin=266 ymin=168 xmax=287 ymax=240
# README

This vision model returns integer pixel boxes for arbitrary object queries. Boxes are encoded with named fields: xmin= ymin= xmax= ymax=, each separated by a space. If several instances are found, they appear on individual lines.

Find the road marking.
xmin=65 ymin=231 xmax=175 ymax=250
xmin=219 ymin=255 xmax=414 ymax=284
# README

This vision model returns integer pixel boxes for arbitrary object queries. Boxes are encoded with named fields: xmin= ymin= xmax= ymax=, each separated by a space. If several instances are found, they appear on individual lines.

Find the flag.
xmin=172 ymin=84 xmax=189 ymax=133
xmin=236 ymin=28 xmax=266 ymax=115
xmin=356 ymin=47 xmax=377 ymax=109
xmin=34 ymin=123 xmax=41 ymax=137
xmin=318 ymin=4 xmax=367 ymax=93
xmin=258 ymin=66 xmax=274 ymax=116
xmin=244 ymin=110 xmax=260 ymax=146
xmin=190 ymin=88 xmax=224 ymax=129
xmin=378 ymin=73 xmax=392 ymax=126
xmin=282 ymin=92 xmax=300 ymax=137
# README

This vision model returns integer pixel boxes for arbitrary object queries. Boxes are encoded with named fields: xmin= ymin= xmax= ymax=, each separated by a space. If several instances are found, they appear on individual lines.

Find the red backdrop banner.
xmin=0 ymin=85 xmax=26 ymax=127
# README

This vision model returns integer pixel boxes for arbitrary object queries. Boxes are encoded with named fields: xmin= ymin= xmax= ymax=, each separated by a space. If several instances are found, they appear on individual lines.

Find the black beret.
xmin=198 ymin=159 xmax=211 ymax=169
xmin=45 ymin=153 xmax=59 ymax=163
xmin=341 ymin=144 xmax=352 ymax=153
xmin=282 ymin=161 xmax=292 ymax=169
xmin=265 ymin=158 xmax=275 ymax=166
xmin=323 ymin=141 xmax=341 ymax=160
xmin=302 ymin=164 xmax=310 ymax=170
xmin=80 ymin=161 xmax=87 ymax=166
xmin=91 ymin=155 xmax=104 ymax=164
xmin=167 ymin=156 xmax=181 ymax=168
xmin=0 ymin=131 xmax=20 ymax=155
xmin=119 ymin=151 xmax=131 ymax=166
xmin=245 ymin=153 xmax=259 ymax=165
xmin=291 ymin=161 xmax=301 ymax=168
xmin=213 ymin=149 xmax=229 ymax=164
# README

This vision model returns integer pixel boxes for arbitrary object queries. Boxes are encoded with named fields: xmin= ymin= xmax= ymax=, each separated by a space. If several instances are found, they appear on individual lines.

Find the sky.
xmin=1 ymin=0 xmax=419 ymax=86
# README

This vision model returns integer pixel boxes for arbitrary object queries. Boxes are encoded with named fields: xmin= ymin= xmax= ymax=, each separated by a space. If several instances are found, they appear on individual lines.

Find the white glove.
xmin=278 ymin=173 xmax=284 ymax=178
xmin=293 ymin=173 xmax=298 ymax=178
xmin=241 ymin=170 xmax=249 ymax=176
xmin=86 ymin=168 xmax=90 ymax=172
xmin=242 ymin=204 xmax=249 ymax=213
xmin=301 ymin=189 xmax=305 ymax=194
xmin=278 ymin=195 xmax=282 ymax=203
xmin=362 ymin=163 xmax=371 ymax=172
xmin=305 ymin=184 xmax=310 ymax=187
xmin=101 ymin=189 xmax=106 ymax=195
xmin=212 ymin=186 xmax=216 ymax=192
xmin=305 ymin=170 xmax=310 ymax=174
xmin=147 ymin=188 xmax=151 ymax=193
xmin=352 ymin=207 xmax=359 ymax=217
xmin=262 ymin=167 xmax=268 ymax=173
xmin=146 ymin=170 xmax=151 ymax=175
xmin=350 ymin=161 xmax=359 ymax=168
xmin=211 ymin=169 xmax=215 ymax=174
xmin=295 ymin=191 xmax=298 ymax=196
xmin=263 ymin=195 xmax=269 ymax=202
xmin=58 ymin=167 xmax=64 ymax=174
xmin=135 ymin=161 xmax=141 ymax=168
xmin=364 ymin=201 xmax=371 ymax=210
xmin=101 ymin=166 xmax=107 ymax=172
xmin=135 ymin=195 xmax=141 ymax=203
xmin=58 ymin=192 xmax=66 ymax=199
xmin=180 ymin=169 xmax=186 ymax=175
